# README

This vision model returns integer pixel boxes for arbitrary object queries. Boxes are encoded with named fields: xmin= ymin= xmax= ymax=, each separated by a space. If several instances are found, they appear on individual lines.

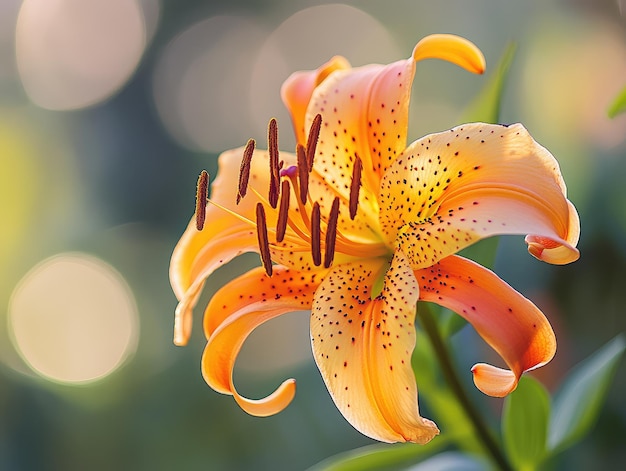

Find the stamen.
xmin=276 ymin=180 xmax=290 ymax=242
xmin=256 ymin=202 xmax=273 ymax=276
xmin=349 ymin=155 xmax=362 ymax=220
xmin=237 ymin=139 xmax=255 ymax=204
xmin=195 ymin=170 xmax=209 ymax=231
xmin=311 ymin=202 xmax=322 ymax=266
xmin=324 ymin=197 xmax=340 ymax=268
xmin=297 ymin=144 xmax=309 ymax=204
xmin=306 ymin=114 xmax=322 ymax=172
xmin=268 ymin=118 xmax=280 ymax=208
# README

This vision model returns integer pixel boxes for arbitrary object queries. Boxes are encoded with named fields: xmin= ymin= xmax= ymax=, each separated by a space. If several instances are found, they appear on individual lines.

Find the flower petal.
xmin=281 ymin=55 xmax=351 ymax=145
xmin=201 ymin=266 xmax=322 ymax=416
xmin=379 ymin=123 xmax=580 ymax=269
xmin=417 ymin=254 xmax=556 ymax=397
xmin=311 ymin=252 xmax=439 ymax=443
xmin=412 ymin=34 xmax=485 ymax=75
xmin=300 ymin=35 xmax=485 ymax=200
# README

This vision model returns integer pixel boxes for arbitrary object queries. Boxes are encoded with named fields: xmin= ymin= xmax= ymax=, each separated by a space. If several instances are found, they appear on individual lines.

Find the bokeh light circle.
xmin=249 ymin=3 xmax=401 ymax=151
xmin=8 ymin=253 xmax=139 ymax=384
xmin=152 ymin=15 xmax=267 ymax=153
xmin=15 ymin=0 xmax=148 ymax=110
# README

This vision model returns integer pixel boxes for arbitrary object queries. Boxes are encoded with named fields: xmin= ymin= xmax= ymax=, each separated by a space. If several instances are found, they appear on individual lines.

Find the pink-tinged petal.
xmin=417 ymin=254 xmax=556 ymax=397
xmin=301 ymin=35 xmax=485 ymax=200
xmin=379 ymin=123 xmax=580 ymax=269
xmin=311 ymin=253 xmax=439 ymax=444
xmin=525 ymin=200 xmax=580 ymax=264
xmin=281 ymin=55 xmax=351 ymax=145
xmin=201 ymin=266 xmax=322 ymax=416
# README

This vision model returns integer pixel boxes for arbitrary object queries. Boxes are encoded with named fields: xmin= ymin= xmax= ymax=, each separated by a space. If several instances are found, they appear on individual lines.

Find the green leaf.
xmin=457 ymin=236 xmax=499 ymax=270
xmin=307 ymin=439 xmax=449 ymax=471
xmin=501 ymin=376 xmax=550 ymax=470
xmin=462 ymin=42 xmax=517 ymax=124
xmin=607 ymin=85 xmax=626 ymax=118
xmin=407 ymin=451 xmax=487 ymax=470
xmin=548 ymin=334 xmax=626 ymax=453
xmin=436 ymin=307 xmax=468 ymax=339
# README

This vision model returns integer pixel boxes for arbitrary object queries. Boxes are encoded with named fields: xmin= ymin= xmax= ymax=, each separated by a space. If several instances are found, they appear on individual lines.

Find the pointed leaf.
xmin=307 ymin=439 xmax=449 ymax=471
xmin=608 ymin=85 xmax=626 ymax=118
xmin=407 ymin=452 xmax=487 ymax=471
xmin=462 ymin=42 xmax=516 ymax=124
xmin=548 ymin=334 xmax=626 ymax=453
xmin=502 ymin=376 xmax=550 ymax=469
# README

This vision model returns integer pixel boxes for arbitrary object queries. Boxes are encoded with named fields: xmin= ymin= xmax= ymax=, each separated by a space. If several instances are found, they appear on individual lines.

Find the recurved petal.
xmin=311 ymin=252 xmax=439 ymax=444
xmin=417 ymin=254 xmax=556 ymax=397
xmin=412 ymin=34 xmax=485 ymax=75
xmin=201 ymin=266 xmax=322 ymax=416
xmin=170 ymin=145 xmax=276 ymax=345
xmin=303 ymin=36 xmax=486 ymax=200
xmin=379 ymin=123 xmax=580 ymax=269
xmin=281 ymin=55 xmax=351 ymax=145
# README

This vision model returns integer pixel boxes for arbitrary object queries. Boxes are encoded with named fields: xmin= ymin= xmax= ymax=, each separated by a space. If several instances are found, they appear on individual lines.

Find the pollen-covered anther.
xmin=349 ymin=155 xmax=363 ymax=220
xmin=324 ymin=197 xmax=340 ymax=268
xmin=276 ymin=180 xmax=291 ymax=243
xmin=255 ymin=202 xmax=273 ymax=276
xmin=311 ymin=202 xmax=322 ymax=266
xmin=268 ymin=118 xmax=280 ymax=208
xmin=297 ymin=144 xmax=309 ymax=204
xmin=306 ymin=113 xmax=322 ymax=172
xmin=237 ymin=139 xmax=255 ymax=204
xmin=195 ymin=170 xmax=209 ymax=231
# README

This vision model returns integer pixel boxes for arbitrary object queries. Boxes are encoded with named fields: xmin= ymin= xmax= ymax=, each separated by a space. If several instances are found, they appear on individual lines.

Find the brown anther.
xmin=276 ymin=180 xmax=290 ymax=243
xmin=237 ymin=139 xmax=255 ymax=204
xmin=296 ymin=144 xmax=309 ymax=204
xmin=306 ymin=114 xmax=322 ymax=172
xmin=324 ymin=197 xmax=340 ymax=268
xmin=311 ymin=202 xmax=322 ymax=266
xmin=256 ymin=202 xmax=273 ymax=276
xmin=349 ymin=155 xmax=362 ymax=220
xmin=195 ymin=170 xmax=209 ymax=231
xmin=268 ymin=118 xmax=280 ymax=208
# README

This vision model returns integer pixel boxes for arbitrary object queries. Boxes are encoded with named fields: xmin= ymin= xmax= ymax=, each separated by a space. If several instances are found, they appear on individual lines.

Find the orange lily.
xmin=169 ymin=34 xmax=580 ymax=444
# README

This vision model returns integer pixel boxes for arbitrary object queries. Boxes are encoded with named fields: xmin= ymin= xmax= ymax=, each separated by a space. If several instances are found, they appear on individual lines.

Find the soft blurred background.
xmin=1 ymin=0 xmax=625 ymax=469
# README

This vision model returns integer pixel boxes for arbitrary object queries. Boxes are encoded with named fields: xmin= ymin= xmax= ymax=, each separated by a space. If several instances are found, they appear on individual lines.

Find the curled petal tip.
xmin=525 ymin=235 xmax=580 ymax=265
xmin=234 ymin=378 xmax=297 ymax=417
xmin=413 ymin=34 xmax=486 ymax=74
xmin=471 ymin=363 xmax=518 ymax=397
xmin=173 ymin=301 xmax=192 ymax=346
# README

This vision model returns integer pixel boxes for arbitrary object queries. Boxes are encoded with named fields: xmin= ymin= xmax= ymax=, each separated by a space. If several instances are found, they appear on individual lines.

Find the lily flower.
xmin=169 ymin=34 xmax=580 ymax=444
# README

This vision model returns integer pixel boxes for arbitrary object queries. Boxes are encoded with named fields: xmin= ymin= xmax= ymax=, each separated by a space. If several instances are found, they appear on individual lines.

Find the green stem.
xmin=418 ymin=304 xmax=512 ymax=471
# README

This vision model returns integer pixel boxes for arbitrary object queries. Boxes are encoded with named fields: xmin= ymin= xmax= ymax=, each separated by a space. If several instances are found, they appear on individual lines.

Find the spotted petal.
xmin=202 ymin=266 xmax=322 ymax=416
xmin=417 ymin=254 xmax=556 ymax=397
xmin=170 ymin=146 xmax=267 ymax=345
xmin=379 ymin=123 xmax=580 ymax=269
xmin=311 ymin=252 xmax=439 ymax=443
xmin=291 ymin=35 xmax=485 ymax=201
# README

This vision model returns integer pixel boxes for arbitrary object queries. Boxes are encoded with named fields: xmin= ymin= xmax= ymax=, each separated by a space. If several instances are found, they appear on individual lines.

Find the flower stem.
xmin=418 ymin=304 xmax=512 ymax=471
